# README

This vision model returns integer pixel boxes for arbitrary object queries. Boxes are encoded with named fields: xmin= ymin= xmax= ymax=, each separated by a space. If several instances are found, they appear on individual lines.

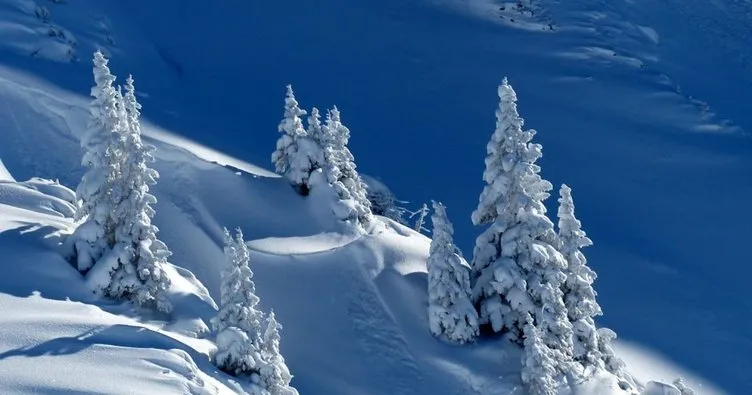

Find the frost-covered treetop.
xmin=307 ymin=107 xmax=325 ymax=145
xmin=471 ymin=77 xmax=552 ymax=227
xmin=327 ymin=106 xmax=351 ymax=151
xmin=429 ymin=201 xmax=452 ymax=253
xmin=557 ymin=184 xmax=593 ymax=255
xmin=89 ymin=51 xmax=117 ymax=125
xmin=123 ymin=75 xmax=142 ymax=129
xmin=279 ymin=85 xmax=307 ymax=139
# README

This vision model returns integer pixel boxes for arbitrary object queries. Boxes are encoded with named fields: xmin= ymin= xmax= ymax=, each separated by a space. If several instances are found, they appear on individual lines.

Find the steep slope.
xmin=0 ymin=63 xmax=526 ymax=394
xmin=0 ymin=0 xmax=749 ymax=394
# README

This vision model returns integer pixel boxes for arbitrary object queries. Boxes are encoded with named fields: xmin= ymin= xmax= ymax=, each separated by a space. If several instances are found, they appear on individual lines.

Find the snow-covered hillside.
xmin=0 ymin=0 xmax=749 ymax=394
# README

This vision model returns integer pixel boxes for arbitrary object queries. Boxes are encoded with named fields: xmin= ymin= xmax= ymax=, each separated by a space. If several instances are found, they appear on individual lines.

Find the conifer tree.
xmin=272 ymin=85 xmax=324 ymax=195
xmin=99 ymin=75 xmax=172 ymax=312
xmin=211 ymin=228 xmax=266 ymax=376
xmin=557 ymin=184 xmax=603 ymax=368
xmin=427 ymin=201 xmax=478 ymax=344
xmin=307 ymin=107 xmax=325 ymax=148
xmin=259 ymin=311 xmax=298 ymax=395
xmin=470 ymin=78 xmax=573 ymax=358
xmin=521 ymin=315 xmax=558 ymax=395
xmin=72 ymin=50 xmax=123 ymax=272
xmin=323 ymin=107 xmax=372 ymax=226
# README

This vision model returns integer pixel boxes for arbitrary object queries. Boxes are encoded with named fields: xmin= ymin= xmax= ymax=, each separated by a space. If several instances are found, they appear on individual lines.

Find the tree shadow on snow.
xmin=0 ymin=224 xmax=217 ymax=337
xmin=0 ymin=323 xmax=248 ymax=393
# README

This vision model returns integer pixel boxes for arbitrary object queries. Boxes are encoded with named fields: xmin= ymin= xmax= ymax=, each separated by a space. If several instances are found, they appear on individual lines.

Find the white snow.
xmin=0 ymin=0 xmax=745 ymax=393
xmin=248 ymin=233 xmax=359 ymax=255
xmin=614 ymin=341 xmax=725 ymax=395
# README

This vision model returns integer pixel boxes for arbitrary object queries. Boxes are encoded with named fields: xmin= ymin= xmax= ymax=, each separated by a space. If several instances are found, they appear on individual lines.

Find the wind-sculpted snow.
xmin=0 ymin=0 xmax=748 ymax=393
xmin=247 ymin=233 xmax=361 ymax=256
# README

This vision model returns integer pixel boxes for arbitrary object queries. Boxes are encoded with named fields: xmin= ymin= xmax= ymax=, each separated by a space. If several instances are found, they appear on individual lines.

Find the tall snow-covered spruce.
xmin=521 ymin=315 xmax=559 ymax=395
xmin=557 ymin=184 xmax=603 ymax=369
xmin=557 ymin=184 xmax=628 ymax=377
xmin=272 ymin=85 xmax=324 ymax=196
xmin=211 ymin=228 xmax=266 ymax=377
xmin=427 ymin=201 xmax=478 ymax=344
xmin=98 ymin=75 xmax=172 ymax=313
xmin=322 ymin=106 xmax=372 ymax=227
xmin=259 ymin=311 xmax=297 ymax=395
xmin=211 ymin=228 xmax=297 ymax=395
xmin=470 ymin=78 xmax=573 ymax=358
xmin=72 ymin=53 xmax=172 ymax=312
xmin=71 ymin=50 xmax=122 ymax=272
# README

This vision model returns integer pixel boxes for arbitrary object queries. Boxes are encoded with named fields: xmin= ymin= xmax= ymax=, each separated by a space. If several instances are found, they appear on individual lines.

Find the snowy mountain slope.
xmin=0 ymin=0 xmax=749 ymax=394
xmin=0 ymin=140 xmax=517 ymax=394
xmin=0 ymin=61 xmax=654 ymax=394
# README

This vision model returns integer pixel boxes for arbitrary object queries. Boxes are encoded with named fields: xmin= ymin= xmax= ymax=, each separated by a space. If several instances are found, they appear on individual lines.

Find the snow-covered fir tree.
xmin=271 ymin=85 xmax=324 ymax=195
xmin=521 ymin=315 xmax=558 ymax=395
xmin=259 ymin=311 xmax=298 ymax=395
xmin=470 ymin=78 xmax=573 ymax=359
xmin=211 ymin=227 xmax=266 ymax=377
xmin=410 ymin=203 xmax=430 ymax=234
xmin=71 ymin=50 xmax=123 ymax=272
xmin=211 ymin=229 xmax=297 ymax=394
xmin=557 ymin=184 xmax=603 ymax=369
xmin=323 ymin=107 xmax=372 ymax=227
xmin=96 ymin=75 xmax=172 ymax=313
xmin=307 ymin=107 xmax=325 ymax=149
xmin=557 ymin=187 xmax=627 ymax=379
xmin=427 ymin=201 xmax=478 ymax=344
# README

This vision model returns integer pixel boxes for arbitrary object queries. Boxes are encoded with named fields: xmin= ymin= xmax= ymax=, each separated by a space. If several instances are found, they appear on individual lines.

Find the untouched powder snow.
xmin=247 ymin=233 xmax=360 ymax=256
xmin=0 ymin=0 xmax=748 ymax=394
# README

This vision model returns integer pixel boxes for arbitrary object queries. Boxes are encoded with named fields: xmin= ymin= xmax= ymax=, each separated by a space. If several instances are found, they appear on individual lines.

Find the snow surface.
xmin=0 ymin=0 xmax=748 ymax=394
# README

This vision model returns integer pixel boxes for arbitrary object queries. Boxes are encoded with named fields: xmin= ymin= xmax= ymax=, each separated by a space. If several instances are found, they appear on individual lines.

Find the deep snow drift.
xmin=0 ymin=0 xmax=748 ymax=394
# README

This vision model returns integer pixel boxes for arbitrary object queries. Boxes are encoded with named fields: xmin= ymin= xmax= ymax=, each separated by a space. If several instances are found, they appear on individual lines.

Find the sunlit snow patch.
xmin=247 ymin=232 xmax=360 ymax=255
xmin=613 ymin=340 xmax=726 ymax=395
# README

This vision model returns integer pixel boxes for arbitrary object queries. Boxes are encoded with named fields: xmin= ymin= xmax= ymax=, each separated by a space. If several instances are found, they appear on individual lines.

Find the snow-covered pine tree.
xmin=427 ymin=201 xmax=479 ymax=344
xmin=94 ymin=75 xmax=172 ymax=313
xmin=521 ymin=315 xmax=558 ymax=395
xmin=307 ymin=107 xmax=325 ymax=148
xmin=271 ymin=85 xmax=324 ymax=195
xmin=410 ymin=203 xmax=430 ymax=234
xmin=557 ymin=184 xmax=603 ymax=369
xmin=259 ymin=311 xmax=298 ymax=395
xmin=211 ymin=227 xmax=266 ymax=377
xmin=71 ymin=50 xmax=123 ymax=272
xmin=323 ymin=106 xmax=372 ymax=227
xmin=470 ymin=78 xmax=573 ymax=359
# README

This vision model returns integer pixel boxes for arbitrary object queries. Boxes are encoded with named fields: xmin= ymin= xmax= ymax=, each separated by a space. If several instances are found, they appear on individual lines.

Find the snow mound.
xmin=642 ymin=381 xmax=680 ymax=395
xmin=248 ymin=232 xmax=360 ymax=255
xmin=0 ymin=177 xmax=77 ymax=219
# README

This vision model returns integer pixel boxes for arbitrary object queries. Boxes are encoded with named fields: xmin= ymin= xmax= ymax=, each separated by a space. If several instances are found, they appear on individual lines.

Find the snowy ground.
xmin=0 ymin=0 xmax=749 ymax=394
